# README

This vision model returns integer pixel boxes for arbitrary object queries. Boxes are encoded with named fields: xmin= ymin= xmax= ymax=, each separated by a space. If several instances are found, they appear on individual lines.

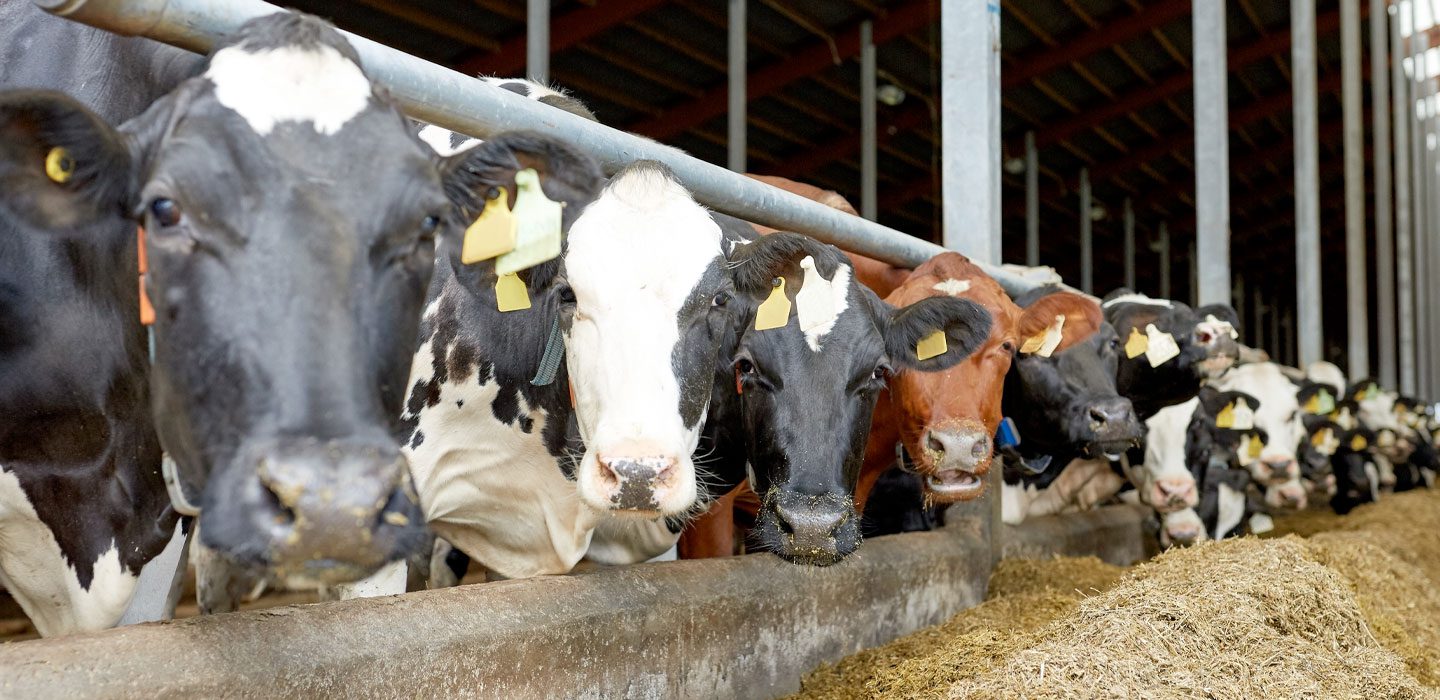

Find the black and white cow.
xmin=1210 ymin=362 xmax=1309 ymax=510
xmin=1331 ymin=426 xmax=1381 ymax=514
xmin=1000 ymin=288 xmax=1145 ymax=523
xmin=1 ymin=13 xmax=484 ymax=612
xmin=1101 ymin=291 xmax=1240 ymax=420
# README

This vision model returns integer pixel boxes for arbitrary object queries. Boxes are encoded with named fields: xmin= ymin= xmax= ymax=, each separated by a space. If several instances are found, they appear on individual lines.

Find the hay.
xmin=795 ymin=491 xmax=1440 ymax=700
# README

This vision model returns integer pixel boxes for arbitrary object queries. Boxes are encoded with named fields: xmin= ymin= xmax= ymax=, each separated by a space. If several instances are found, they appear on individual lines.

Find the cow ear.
xmin=1017 ymin=291 xmax=1102 ymax=354
xmin=881 ymin=293 xmax=992 ymax=372
xmin=0 ymin=89 xmax=135 ymax=233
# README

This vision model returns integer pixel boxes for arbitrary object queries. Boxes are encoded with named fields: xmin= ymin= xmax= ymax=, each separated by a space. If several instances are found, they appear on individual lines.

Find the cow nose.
xmin=924 ymin=429 xmax=991 ymax=469
xmin=1262 ymin=459 xmax=1297 ymax=481
xmin=595 ymin=454 xmax=678 ymax=510
xmin=249 ymin=440 xmax=423 ymax=581
xmin=1152 ymin=476 xmax=1198 ymax=511
xmin=765 ymin=492 xmax=857 ymax=566
xmin=1088 ymin=399 xmax=1134 ymax=427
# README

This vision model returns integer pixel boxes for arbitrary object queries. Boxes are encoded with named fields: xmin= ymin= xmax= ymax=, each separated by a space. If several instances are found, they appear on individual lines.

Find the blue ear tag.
xmin=997 ymin=417 xmax=1021 ymax=448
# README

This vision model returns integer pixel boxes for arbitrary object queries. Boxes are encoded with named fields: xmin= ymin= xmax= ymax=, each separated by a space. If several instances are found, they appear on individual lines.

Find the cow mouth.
xmin=925 ymin=469 xmax=984 ymax=499
xmin=1083 ymin=438 xmax=1141 ymax=460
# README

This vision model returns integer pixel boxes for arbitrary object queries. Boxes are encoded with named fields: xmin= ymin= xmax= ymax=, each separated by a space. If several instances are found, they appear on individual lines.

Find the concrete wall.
xmin=0 ymin=505 xmax=1149 ymax=699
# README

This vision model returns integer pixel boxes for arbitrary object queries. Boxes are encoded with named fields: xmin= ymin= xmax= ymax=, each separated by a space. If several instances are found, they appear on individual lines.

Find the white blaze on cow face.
xmin=1136 ymin=398 xmax=1200 ymax=513
xmin=564 ymin=164 xmax=724 ymax=516
xmin=795 ymin=255 xmax=852 ymax=352
xmin=931 ymin=278 xmax=972 ymax=297
xmin=0 ymin=468 xmax=138 ymax=636
xmin=1214 ymin=363 xmax=1304 ymax=495
xmin=206 ymin=43 xmax=372 ymax=136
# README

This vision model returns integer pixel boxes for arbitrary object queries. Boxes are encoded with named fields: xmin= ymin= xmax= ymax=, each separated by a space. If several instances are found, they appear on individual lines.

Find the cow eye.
xmin=557 ymin=284 xmax=577 ymax=305
xmin=872 ymin=365 xmax=890 ymax=381
xmin=149 ymin=198 xmax=183 ymax=227
xmin=419 ymin=215 xmax=441 ymax=235
xmin=1001 ymin=340 xmax=1015 ymax=353
xmin=712 ymin=291 xmax=731 ymax=307
xmin=736 ymin=358 xmax=756 ymax=375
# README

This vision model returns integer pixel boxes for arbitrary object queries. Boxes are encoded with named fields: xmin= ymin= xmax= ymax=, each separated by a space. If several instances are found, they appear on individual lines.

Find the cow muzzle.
xmin=758 ymin=491 xmax=859 ymax=566
xmin=202 ymin=438 xmax=426 ymax=587
xmin=1265 ymin=480 xmax=1308 ymax=510
xmin=1160 ymin=509 xmax=1206 ymax=547
xmin=920 ymin=425 xmax=990 ymax=502
xmin=586 ymin=448 xmax=687 ymax=514
xmin=1149 ymin=475 xmax=1199 ymax=513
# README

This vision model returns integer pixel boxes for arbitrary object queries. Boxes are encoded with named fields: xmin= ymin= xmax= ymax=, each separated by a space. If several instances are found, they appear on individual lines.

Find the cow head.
xmin=726 ymin=235 xmax=990 ymax=564
xmin=1331 ymin=426 xmax=1380 ymax=514
xmin=1003 ymin=289 xmax=1143 ymax=466
xmin=1101 ymin=292 xmax=1240 ymax=419
xmin=0 ymin=14 xmax=482 ymax=585
xmin=881 ymin=253 xmax=1017 ymax=503
xmin=1298 ymin=414 xmax=1342 ymax=498
xmin=1212 ymin=362 xmax=1307 ymax=510
xmin=562 ymin=162 xmax=733 ymax=517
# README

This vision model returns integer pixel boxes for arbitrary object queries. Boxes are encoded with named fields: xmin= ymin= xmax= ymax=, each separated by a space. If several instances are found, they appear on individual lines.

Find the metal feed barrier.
xmin=32 ymin=0 xmax=1059 ymax=298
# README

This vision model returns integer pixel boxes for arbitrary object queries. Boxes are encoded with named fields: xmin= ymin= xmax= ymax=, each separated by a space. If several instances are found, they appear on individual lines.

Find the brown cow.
xmin=678 ymin=177 xmax=1096 ymax=558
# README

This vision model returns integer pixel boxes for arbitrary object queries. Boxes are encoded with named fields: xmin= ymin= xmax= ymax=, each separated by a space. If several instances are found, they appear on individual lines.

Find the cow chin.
xmin=576 ymin=449 xmax=697 ymax=517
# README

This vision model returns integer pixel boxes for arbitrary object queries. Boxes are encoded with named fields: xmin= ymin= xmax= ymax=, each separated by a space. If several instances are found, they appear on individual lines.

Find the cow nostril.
xmin=1089 ymin=408 xmax=1109 ymax=424
xmin=927 ymin=433 xmax=945 ymax=454
xmin=775 ymin=509 xmax=796 ymax=535
xmin=971 ymin=436 xmax=990 ymax=460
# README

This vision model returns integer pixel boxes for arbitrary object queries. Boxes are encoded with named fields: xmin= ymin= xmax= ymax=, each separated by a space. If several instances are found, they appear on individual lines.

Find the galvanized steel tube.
xmin=526 ymin=0 xmax=548 ymax=84
xmin=1293 ymin=0 xmax=1324 ymax=366
xmin=728 ymin=0 xmax=746 ymax=174
xmin=1342 ymin=0 xmax=1369 ymax=378
xmin=1080 ymin=168 xmax=1093 ymax=294
xmin=1373 ymin=0 xmax=1396 ymax=389
xmin=941 ymin=0 xmax=1002 ymax=263
xmin=1394 ymin=3 xmax=1416 ymax=394
xmin=1193 ymin=0 xmax=1231 ymax=307
xmin=860 ymin=19 xmax=876 ymax=219
xmin=32 ymin=0 xmax=1047 ymax=295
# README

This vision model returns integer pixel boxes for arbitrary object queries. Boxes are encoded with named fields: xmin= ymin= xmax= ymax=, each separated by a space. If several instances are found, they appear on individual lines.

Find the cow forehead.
xmin=565 ymin=179 xmax=722 ymax=302
xmin=205 ymin=43 xmax=373 ymax=137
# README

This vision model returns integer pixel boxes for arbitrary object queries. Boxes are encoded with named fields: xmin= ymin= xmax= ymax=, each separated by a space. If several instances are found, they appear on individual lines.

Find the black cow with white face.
xmin=1331 ymin=426 xmax=1381 ymax=514
xmin=1 ymin=14 xmax=480 ymax=596
xmin=716 ymin=234 xmax=990 ymax=565
xmin=1148 ymin=388 xmax=1263 ymax=546
xmin=1101 ymin=291 xmax=1240 ymax=420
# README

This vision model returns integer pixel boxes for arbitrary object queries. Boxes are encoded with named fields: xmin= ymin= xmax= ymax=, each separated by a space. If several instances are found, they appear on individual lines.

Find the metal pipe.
xmin=30 ymin=0 xmax=1053 ymax=295
xmin=1374 ymin=0 xmax=1396 ymax=389
xmin=1342 ymin=0 xmax=1369 ymax=378
xmin=1193 ymin=0 xmax=1230 ymax=307
xmin=1123 ymin=197 xmax=1135 ymax=290
xmin=1159 ymin=222 xmax=1172 ymax=299
xmin=942 ymin=0 xmax=1001 ymax=263
xmin=728 ymin=0 xmax=746 ymax=174
xmin=1026 ymin=130 xmax=1039 ymax=266
xmin=1293 ymin=0 xmax=1324 ymax=366
xmin=859 ymin=19 xmax=876 ymax=219
xmin=1413 ymin=24 xmax=1431 ymax=395
xmin=1080 ymin=168 xmax=1093 ymax=294
xmin=1395 ymin=3 xmax=1416 ymax=395
xmin=527 ymin=0 xmax=548 ymax=84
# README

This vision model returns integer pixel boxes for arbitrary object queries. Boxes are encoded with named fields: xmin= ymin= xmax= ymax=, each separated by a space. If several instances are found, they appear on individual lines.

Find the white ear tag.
xmin=1144 ymin=324 xmax=1180 ymax=367
xmin=1021 ymin=315 xmax=1065 ymax=358
xmin=794 ymin=255 xmax=836 ymax=332
xmin=1230 ymin=399 xmax=1255 ymax=430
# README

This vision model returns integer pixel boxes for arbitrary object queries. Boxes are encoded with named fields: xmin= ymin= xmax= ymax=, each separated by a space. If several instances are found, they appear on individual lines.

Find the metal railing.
xmin=34 ymin=0 xmax=1058 ymax=297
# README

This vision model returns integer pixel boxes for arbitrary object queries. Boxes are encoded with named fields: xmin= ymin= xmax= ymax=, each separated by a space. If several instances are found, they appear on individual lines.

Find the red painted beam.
xmin=457 ymin=0 xmax=670 ymax=77
xmin=767 ymin=102 xmax=930 ymax=179
xmin=1002 ymin=0 xmax=1192 ymax=89
xmin=1028 ymin=4 xmax=1353 ymax=152
xmin=628 ymin=0 xmax=934 ymax=140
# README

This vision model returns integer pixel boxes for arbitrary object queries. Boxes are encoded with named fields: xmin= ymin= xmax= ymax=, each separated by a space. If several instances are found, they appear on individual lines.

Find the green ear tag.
xmin=916 ymin=330 xmax=948 ymax=361
xmin=495 ymin=169 xmax=563 ymax=275
xmin=461 ymin=187 xmax=516 ymax=264
xmin=754 ymin=277 xmax=791 ymax=331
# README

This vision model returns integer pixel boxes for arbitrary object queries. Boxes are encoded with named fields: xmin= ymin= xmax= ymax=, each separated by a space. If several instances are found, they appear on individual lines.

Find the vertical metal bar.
xmin=1395 ymin=3 xmax=1416 ymax=394
xmin=1080 ymin=168 xmax=1093 ymax=294
xmin=860 ymin=20 xmax=876 ymax=218
xmin=1025 ymin=130 xmax=1039 ymax=266
xmin=526 ymin=0 xmax=549 ymax=84
xmin=1293 ymin=0 xmax=1323 ymax=366
xmin=728 ymin=0 xmax=747 ymax=173
xmin=1414 ymin=16 xmax=1431 ymax=394
xmin=943 ymin=0 xmax=1001 ymax=263
xmin=1159 ymin=221 xmax=1172 ymax=299
xmin=1343 ymin=0 xmax=1369 ymax=378
xmin=1374 ymin=0 xmax=1396 ymax=388
xmin=1194 ymin=0 xmax=1231 ymax=306
xmin=1123 ymin=197 xmax=1136 ymax=289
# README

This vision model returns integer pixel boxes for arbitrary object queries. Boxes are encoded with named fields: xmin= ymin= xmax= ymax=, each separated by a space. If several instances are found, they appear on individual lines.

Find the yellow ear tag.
xmin=1303 ymin=394 xmax=1321 ymax=414
xmin=461 ymin=187 xmax=516 ymax=264
xmin=1310 ymin=428 xmax=1335 ymax=455
xmin=754 ymin=277 xmax=791 ymax=331
xmin=1144 ymin=324 xmax=1180 ymax=367
xmin=1216 ymin=402 xmax=1236 ymax=429
xmin=1020 ymin=315 xmax=1065 ymax=357
xmin=1351 ymin=434 xmax=1368 ymax=451
xmin=916 ymin=330 xmax=948 ymax=361
xmin=494 ymin=272 xmax=531 ymax=312
xmin=1124 ymin=326 xmax=1148 ymax=359
xmin=45 ymin=146 xmax=74 ymax=183
xmin=495 ymin=169 xmax=563 ymax=275
xmin=1247 ymin=436 xmax=1265 ymax=459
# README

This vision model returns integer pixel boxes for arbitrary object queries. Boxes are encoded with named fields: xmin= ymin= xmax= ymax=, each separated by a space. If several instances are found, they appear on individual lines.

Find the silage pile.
xmin=795 ymin=489 xmax=1440 ymax=700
